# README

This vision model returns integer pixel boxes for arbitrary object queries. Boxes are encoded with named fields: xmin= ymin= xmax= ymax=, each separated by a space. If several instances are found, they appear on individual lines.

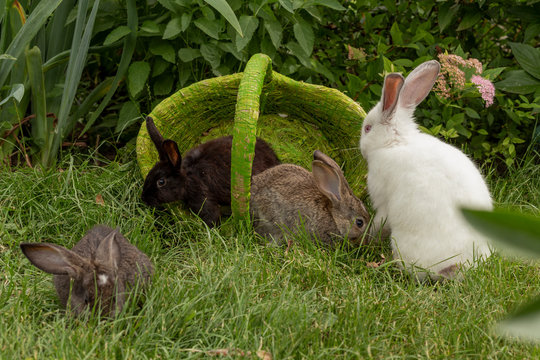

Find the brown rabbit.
xmin=20 ymin=225 xmax=153 ymax=317
xmin=141 ymin=116 xmax=280 ymax=226
xmin=250 ymin=150 xmax=370 ymax=247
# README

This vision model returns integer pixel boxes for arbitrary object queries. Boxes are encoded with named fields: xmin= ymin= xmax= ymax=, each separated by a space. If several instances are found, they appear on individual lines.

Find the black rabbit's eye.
xmin=157 ymin=178 xmax=166 ymax=188
xmin=355 ymin=218 xmax=364 ymax=228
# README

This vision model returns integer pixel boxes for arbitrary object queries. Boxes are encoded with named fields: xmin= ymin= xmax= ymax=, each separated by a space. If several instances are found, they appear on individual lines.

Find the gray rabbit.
xmin=20 ymin=225 xmax=153 ymax=317
xmin=250 ymin=150 xmax=370 ymax=247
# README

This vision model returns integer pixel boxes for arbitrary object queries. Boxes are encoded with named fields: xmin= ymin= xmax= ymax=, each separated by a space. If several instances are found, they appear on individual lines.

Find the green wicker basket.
xmin=136 ymin=53 xmax=367 ymax=221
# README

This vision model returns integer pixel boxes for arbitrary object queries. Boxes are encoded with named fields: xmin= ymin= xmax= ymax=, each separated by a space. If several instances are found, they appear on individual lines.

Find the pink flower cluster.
xmin=434 ymin=53 xmax=495 ymax=107
xmin=471 ymin=75 xmax=495 ymax=107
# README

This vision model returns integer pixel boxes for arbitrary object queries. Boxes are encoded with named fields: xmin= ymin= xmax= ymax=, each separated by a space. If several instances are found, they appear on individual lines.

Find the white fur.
xmin=359 ymin=60 xmax=492 ymax=280
xmin=98 ymin=274 xmax=109 ymax=286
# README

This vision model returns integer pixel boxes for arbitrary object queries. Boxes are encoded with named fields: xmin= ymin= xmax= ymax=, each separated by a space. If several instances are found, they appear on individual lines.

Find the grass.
xmin=1 ymin=151 xmax=539 ymax=359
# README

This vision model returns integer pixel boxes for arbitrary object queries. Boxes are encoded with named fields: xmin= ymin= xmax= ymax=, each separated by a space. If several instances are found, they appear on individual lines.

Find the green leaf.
xmin=498 ymin=297 xmax=540 ymax=342
xmin=279 ymin=0 xmax=294 ymax=13
xmin=153 ymin=74 xmax=174 ymax=96
xmin=235 ymin=16 xmax=259 ymax=52
xmin=286 ymin=41 xmax=310 ymax=68
xmin=438 ymin=3 xmax=459 ymax=32
xmin=0 ymin=83 xmax=24 ymax=106
xmin=150 ymin=41 xmax=176 ymax=63
xmin=465 ymin=107 xmax=480 ymax=119
xmin=496 ymin=70 xmax=540 ymax=94
xmin=0 ymin=0 xmax=63 ymax=89
xmin=181 ymin=12 xmax=192 ymax=32
xmin=25 ymin=47 xmax=49 ymax=156
xmin=462 ymin=209 xmax=540 ymax=259
xmin=178 ymin=48 xmax=202 ymax=62
xmin=293 ymin=18 xmax=314 ymax=56
xmin=308 ymin=0 xmax=345 ymax=10
xmin=163 ymin=17 xmax=183 ymax=39
xmin=482 ymin=67 xmax=506 ymax=81
xmin=456 ymin=11 xmax=482 ymax=31
xmin=200 ymin=43 xmax=221 ymax=69
xmin=115 ymin=101 xmax=140 ymax=133
xmin=140 ymin=20 xmax=160 ymax=34
xmin=390 ymin=22 xmax=403 ymax=45
xmin=509 ymin=42 xmax=540 ymax=80
xmin=103 ymin=26 xmax=131 ymax=45
xmin=194 ymin=17 xmax=222 ymax=40
xmin=203 ymin=0 xmax=243 ymax=37
xmin=0 ymin=54 xmax=17 ymax=61
xmin=128 ymin=61 xmax=151 ymax=98
xmin=264 ymin=19 xmax=283 ymax=50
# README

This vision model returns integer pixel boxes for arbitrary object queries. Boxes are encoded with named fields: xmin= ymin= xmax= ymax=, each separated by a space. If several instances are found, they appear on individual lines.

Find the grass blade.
xmin=0 ymin=0 xmax=63 ymax=88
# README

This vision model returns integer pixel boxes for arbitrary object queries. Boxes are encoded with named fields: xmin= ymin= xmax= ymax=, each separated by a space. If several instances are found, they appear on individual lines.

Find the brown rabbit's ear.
xmin=20 ymin=243 xmax=87 ymax=279
xmin=162 ymin=140 xmax=182 ymax=169
xmin=381 ymin=73 xmax=404 ymax=123
xmin=313 ymin=150 xmax=340 ymax=170
xmin=146 ymin=117 xmax=167 ymax=161
xmin=312 ymin=160 xmax=342 ymax=205
xmin=95 ymin=230 xmax=120 ymax=272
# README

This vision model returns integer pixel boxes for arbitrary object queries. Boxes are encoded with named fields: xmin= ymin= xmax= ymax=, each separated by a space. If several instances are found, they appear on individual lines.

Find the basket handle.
xmin=230 ymin=53 xmax=273 ymax=220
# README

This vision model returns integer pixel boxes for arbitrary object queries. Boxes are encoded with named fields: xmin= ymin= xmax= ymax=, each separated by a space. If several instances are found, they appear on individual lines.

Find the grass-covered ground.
xmin=1 ymin=152 xmax=539 ymax=359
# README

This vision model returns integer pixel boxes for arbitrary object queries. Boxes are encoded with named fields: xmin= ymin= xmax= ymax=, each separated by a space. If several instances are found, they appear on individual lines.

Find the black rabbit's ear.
xmin=162 ymin=140 xmax=182 ymax=169
xmin=146 ymin=117 xmax=167 ymax=160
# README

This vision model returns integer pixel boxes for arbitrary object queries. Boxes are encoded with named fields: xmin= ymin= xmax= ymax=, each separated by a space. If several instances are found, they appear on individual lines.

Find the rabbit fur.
xmin=359 ymin=60 xmax=493 ymax=280
xmin=250 ymin=150 xmax=370 ymax=247
xmin=141 ymin=116 xmax=280 ymax=226
xmin=20 ymin=225 xmax=153 ymax=317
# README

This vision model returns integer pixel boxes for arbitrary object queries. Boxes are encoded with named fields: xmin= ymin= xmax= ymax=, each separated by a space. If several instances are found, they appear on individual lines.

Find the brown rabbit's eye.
xmin=157 ymin=178 xmax=166 ymax=188
xmin=355 ymin=218 xmax=364 ymax=228
xmin=364 ymin=124 xmax=372 ymax=133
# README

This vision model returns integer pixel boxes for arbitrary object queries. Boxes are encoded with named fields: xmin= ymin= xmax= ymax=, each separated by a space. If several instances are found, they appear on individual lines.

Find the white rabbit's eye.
xmin=355 ymin=218 xmax=364 ymax=228
xmin=157 ymin=178 xmax=166 ymax=187
xmin=364 ymin=124 xmax=372 ymax=133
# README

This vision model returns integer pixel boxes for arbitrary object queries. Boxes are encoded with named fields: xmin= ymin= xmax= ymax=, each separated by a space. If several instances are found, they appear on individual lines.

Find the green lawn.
xmin=1 ymin=152 xmax=539 ymax=359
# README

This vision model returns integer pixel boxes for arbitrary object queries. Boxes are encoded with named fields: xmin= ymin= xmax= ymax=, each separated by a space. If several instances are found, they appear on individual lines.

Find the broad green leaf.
xmin=498 ymin=297 xmax=540 ymax=342
xmin=0 ymin=0 xmax=63 ymax=88
xmin=200 ymin=43 xmax=221 ymax=69
xmin=311 ymin=59 xmax=335 ymax=82
xmin=286 ymin=41 xmax=310 ymax=68
xmin=181 ymin=13 xmax=192 ymax=32
xmin=103 ymin=26 xmax=131 ymax=45
xmin=293 ymin=18 xmax=314 ymax=56
xmin=194 ymin=17 xmax=221 ymax=40
xmin=393 ymin=58 xmax=413 ymax=67
xmin=25 ymin=47 xmax=48 ymax=154
xmin=462 ymin=209 xmax=540 ymax=259
xmin=140 ymin=20 xmax=160 ymax=34
xmin=153 ymin=74 xmax=174 ymax=96
xmin=509 ymin=42 xmax=540 ymax=80
xmin=178 ymin=48 xmax=202 ymax=62
xmin=482 ymin=67 xmax=506 ymax=80
xmin=115 ymin=101 xmax=140 ymax=133
xmin=496 ymin=70 xmax=540 ymax=94
xmin=438 ymin=2 xmax=459 ymax=32
xmin=128 ymin=61 xmax=151 ymax=98
xmin=279 ymin=0 xmax=294 ymax=13
xmin=465 ymin=107 xmax=480 ymax=119
xmin=152 ymin=58 xmax=169 ymax=77
xmin=457 ymin=11 xmax=482 ymax=31
xmin=390 ymin=22 xmax=403 ymax=45
xmin=163 ymin=17 xmax=183 ymax=39
xmin=307 ymin=0 xmax=345 ymax=11
xmin=0 ymin=83 xmax=24 ymax=106
xmin=235 ymin=16 xmax=259 ymax=52
xmin=219 ymin=42 xmax=242 ymax=61
xmin=264 ymin=19 xmax=283 ymax=50
xmin=204 ymin=0 xmax=243 ymax=37
xmin=150 ymin=41 xmax=176 ymax=63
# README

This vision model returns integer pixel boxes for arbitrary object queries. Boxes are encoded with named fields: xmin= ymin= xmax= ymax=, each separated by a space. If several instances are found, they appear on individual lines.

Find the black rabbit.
xmin=141 ymin=116 xmax=280 ymax=226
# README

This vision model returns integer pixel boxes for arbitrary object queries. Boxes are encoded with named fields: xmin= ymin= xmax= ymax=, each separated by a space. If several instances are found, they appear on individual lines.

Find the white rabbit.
xmin=359 ymin=60 xmax=492 ymax=280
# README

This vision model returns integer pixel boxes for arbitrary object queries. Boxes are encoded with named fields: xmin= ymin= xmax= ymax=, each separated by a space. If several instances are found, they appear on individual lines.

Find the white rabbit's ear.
xmin=95 ymin=230 xmax=121 ymax=272
xmin=312 ymin=159 xmax=342 ymax=205
xmin=399 ymin=60 xmax=440 ymax=109
xmin=381 ymin=73 xmax=405 ymax=123
xmin=20 ymin=243 xmax=86 ymax=278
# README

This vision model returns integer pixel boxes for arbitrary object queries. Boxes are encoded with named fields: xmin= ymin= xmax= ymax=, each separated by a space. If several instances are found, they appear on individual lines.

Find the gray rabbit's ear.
xmin=312 ymin=160 xmax=342 ymax=205
xmin=313 ymin=150 xmax=340 ymax=170
xmin=399 ymin=60 xmax=440 ymax=109
xmin=162 ymin=140 xmax=182 ymax=170
xmin=381 ymin=73 xmax=405 ymax=123
xmin=20 ymin=243 xmax=86 ymax=279
xmin=146 ymin=116 xmax=167 ymax=161
xmin=95 ymin=230 xmax=121 ymax=272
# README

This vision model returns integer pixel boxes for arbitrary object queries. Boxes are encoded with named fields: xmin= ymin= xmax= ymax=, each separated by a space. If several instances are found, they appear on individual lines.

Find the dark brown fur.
xmin=141 ymin=117 xmax=280 ymax=226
